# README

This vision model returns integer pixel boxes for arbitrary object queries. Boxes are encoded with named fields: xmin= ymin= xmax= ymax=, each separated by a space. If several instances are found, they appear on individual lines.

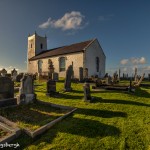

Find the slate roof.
xmin=29 ymin=39 xmax=95 ymax=61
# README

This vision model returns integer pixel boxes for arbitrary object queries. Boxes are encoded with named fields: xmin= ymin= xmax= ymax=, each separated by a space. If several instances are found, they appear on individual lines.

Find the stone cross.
xmin=83 ymin=82 xmax=91 ymax=102
xmin=64 ymin=65 xmax=72 ymax=91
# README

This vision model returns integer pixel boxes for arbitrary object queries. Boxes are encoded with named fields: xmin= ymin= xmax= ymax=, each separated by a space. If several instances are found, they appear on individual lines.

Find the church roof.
xmin=29 ymin=39 xmax=95 ymax=61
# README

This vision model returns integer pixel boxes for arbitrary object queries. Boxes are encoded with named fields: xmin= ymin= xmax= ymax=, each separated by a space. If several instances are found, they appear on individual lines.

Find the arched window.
xmin=59 ymin=57 xmax=66 ymax=72
xmin=96 ymin=57 xmax=99 ymax=72
xmin=48 ymin=59 xmax=52 ymax=64
xmin=40 ymin=43 xmax=43 ymax=49
xmin=38 ymin=60 xmax=43 ymax=73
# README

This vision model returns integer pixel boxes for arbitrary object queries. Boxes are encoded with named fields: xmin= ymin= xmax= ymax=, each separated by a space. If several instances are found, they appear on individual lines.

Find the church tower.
xmin=27 ymin=32 xmax=47 ymax=73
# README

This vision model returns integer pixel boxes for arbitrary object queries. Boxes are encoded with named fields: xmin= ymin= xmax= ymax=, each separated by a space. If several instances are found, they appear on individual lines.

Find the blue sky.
xmin=0 ymin=0 xmax=150 ymax=76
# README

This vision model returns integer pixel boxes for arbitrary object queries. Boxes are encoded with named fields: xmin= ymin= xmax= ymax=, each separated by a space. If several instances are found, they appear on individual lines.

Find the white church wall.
xmin=30 ymin=52 xmax=84 ymax=78
xmin=85 ymin=39 xmax=106 ymax=77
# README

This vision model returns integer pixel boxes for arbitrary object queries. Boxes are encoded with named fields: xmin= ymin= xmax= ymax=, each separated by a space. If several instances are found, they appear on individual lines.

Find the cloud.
xmin=39 ymin=11 xmax=87 ymax=30
xmin=120 ymin=57 xmax=146 ymax=65
xmin=120 ymin=59 xmax=129 ymax=65
xmin=130 ymin=57 xmax=146 ymax=65
xmin=98 ymin=14 xmax=114 ymax=21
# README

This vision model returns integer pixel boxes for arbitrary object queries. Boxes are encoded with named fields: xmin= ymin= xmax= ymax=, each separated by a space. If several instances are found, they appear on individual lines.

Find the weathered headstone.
xmin=64 ymin=65 xmax=73 ymax=91
xmin=0 ymin=69 xmax=7 ymax=77
xmin=79 ymin=67 xmax=83 ymax=82
xmin=16 ymin=73 xmax=24 ymax=82
xmin=12 ymin=71 xmax=18 ymax=81
xmin=83 ymin=82 xmax=92 ymax=102
xmin=46 ymin=80 xmax=58 ymax=96
xmin=48 ymin=61 xmax=54 ymax=80
xmin=52 ymin=72 xmax=59 ymax=81
xmin=17 ymin=75 xmax=36 ymax=104
xmin=84 ymin=68 xmax=88 ymax=80
xmin=148 ymin=74 xmax=150 ymax=81
xmin=0 ymin=77 xmax=17 ymax=107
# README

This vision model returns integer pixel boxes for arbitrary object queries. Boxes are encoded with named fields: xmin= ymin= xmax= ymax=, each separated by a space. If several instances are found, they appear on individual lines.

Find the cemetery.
xmin=0 ymin=67 xmax=149 ymax=150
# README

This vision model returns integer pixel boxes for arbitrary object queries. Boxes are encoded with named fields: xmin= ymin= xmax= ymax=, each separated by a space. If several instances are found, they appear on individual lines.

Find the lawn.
xmin=11 ymin=79 xmax=150 ymax=149
xmin=0 ymin=103 xmax=69 ymax=131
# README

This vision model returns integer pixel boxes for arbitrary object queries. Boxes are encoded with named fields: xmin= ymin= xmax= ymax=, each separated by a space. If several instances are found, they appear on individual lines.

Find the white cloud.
xmin=130 ymin=57 xmax=146 ymax=65
xmin=39 ymin=11 xmax=87 ymax=30
xmin=120 ymin=59 xmax=129 ymax=65
xmin=120 ymin=57 xmax=146 ymax=65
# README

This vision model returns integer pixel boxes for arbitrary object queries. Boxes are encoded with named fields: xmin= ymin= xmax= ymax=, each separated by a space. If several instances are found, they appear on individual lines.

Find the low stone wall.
xmin=0 ymin=100 xmax=77 ymax=139
xmin=0 ymin=116 xmax=21 ymax=144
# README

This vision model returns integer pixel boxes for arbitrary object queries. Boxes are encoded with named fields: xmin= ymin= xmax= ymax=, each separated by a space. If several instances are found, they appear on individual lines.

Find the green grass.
xmin=11 ymin=79 xmax=150 ymax=149
xmin=0 ymin=103 xmax=69 ymax=131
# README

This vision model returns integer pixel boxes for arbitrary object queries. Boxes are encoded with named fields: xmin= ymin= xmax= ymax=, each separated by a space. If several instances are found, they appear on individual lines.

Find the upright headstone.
xmin=46 ymin=80 xmax=58 ymax=96
xmin=48 ymin=61 xmax=54 ymax=80
xmin=0 ymin=77 xmax=17 ymax=107
xmin=84 ymin=68 xmax=88 ymax=80
xmin=17 ymin=75 xmax=36 ymax=104
xmin=0 ymin=69 xmax=7 ymax=77
xmin=64 ymin=65 xmax=72 ymax=91
xmin=12 ymin=71 xmax=18 ymax=81
xmin=52 ymin=72 xmax=59 ymax=81
xmin=16 ymin=73 xmax=24 ymax=82
xmin=79 ymin=67 xmax=83 ymax=82
xmin=134 ymin=68 xmax=138 ymax=82
xmin=11 ymin=68 xmax=17 ymax=76
xmin=118 ymin=69 xmax=121 ymax=81
xmin=83 ymin=82 xmax=91 ymax=102
xmin=148 ymin=74 xmax=150 ymax=81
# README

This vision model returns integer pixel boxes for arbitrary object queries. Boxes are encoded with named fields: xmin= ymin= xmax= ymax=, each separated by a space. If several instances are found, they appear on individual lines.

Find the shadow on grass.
xmin=57 ymin=93 xmax=83 ymax=100
xmin=77 ymin=108 xmax=127 ymax=118
xmin=134 ymin=88 xmax=150 ymax=98
xmin=94 ymin=98 xmax=150 ymax=107
xmin=14 ymin=116 xmax=121 ymax=149
xmin=0 ymin=103 xmax=66 ymax=130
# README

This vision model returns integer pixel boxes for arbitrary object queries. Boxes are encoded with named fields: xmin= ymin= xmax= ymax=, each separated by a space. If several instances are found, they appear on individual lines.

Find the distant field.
xmin=10 ymin=79 xmax=150 ymax=149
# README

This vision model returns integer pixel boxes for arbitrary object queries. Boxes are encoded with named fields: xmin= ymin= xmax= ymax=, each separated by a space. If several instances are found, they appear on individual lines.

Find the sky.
xmin=0 ymin=0 xmax=150 ymax=76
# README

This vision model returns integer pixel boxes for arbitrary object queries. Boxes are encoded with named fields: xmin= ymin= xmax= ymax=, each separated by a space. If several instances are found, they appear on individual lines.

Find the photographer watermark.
xmin=0 ymin=142 xmax=20 ymax=149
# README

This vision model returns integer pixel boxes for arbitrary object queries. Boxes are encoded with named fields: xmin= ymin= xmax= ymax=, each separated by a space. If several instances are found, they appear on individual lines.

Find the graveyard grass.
xmin=12 ymin=79 xmax=150 ymax=150
xmin=0 ymin=103 xmax=69 ymax=131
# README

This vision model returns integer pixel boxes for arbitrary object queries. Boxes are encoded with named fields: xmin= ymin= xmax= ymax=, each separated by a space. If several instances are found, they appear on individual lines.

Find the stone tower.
xmin=27 ymin=32 xmax=47 ymax=73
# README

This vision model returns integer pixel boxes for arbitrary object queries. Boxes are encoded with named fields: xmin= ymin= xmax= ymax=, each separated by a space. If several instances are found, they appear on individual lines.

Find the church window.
xmin=96 ymin=57 xmax=99 ymax=72
xmin=41 ymin=43 xmax=43 ymax=49
xmin=48 ymin=59 xmax=52 ymax=64
xmin=59 ymin=57 xmax=66 ymax=72
xmin=38 ymin=60 xmax=43 ymax=73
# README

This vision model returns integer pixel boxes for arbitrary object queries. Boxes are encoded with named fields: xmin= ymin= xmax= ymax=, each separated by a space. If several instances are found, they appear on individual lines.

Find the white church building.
xmin=27 ymin=32 xmax=106 ymax=78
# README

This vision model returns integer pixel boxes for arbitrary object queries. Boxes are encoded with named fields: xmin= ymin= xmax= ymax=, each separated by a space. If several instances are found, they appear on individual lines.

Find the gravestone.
xmin=11 ymin=68 xmax=17 ymax=76
xmin=12 ymin=71 xmax=18 ymax=81
xmin=79 ymin=67 xmax=83 ymax=82
xmin=16 ymin=73 xmax=24 ymax=82
xmin=46 ymin=80 xmax=58 ymax=96
xmin=134 ymin=68 xmax=138 ymax=82
xmin=48 ymin=61 xmax=54 ymax=80
xmin=17 ymin=75 xmax=36 ymax=104
xmin=83 ymin=82 xmax=92 ymax=102
xmin=148 ymin=74 xmax=150 ymax=81
xmin=0 ymin=69 xmax=7 ymax=77
xmin=0 ymin=77 xmax=17 ymax=107
xmin=64 ymin=65 xmax=73 ymax=91
xmin=84 ymin=68 xmax=88 ymax=81
xmin=52 ymin=72 xmax=59 ymax=81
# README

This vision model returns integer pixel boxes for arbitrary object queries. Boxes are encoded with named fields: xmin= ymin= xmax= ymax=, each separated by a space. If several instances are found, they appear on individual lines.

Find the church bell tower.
xmin=27 ymin=32 xmax=47 ymax=73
